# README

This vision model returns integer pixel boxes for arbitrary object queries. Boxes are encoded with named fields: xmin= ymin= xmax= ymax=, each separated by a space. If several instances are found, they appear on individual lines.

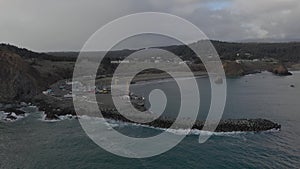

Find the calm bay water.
xmin=0 ymin=71 xmax=300 ymax=168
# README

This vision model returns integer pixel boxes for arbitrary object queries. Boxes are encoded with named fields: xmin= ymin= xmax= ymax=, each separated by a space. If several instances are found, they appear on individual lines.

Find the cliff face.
xmin=0 ymin=51 xmax=42 ymax=103
xmin=0 ymin=44 xmax=77 ymax=103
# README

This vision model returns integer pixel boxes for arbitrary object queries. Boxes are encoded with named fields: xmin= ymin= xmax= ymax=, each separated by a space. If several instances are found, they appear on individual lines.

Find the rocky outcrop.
xmin=0 ymin=50 xmax=42 ymax=103
xmin=0 ymin=48 xmax=72 ymax=103
xmin=270 ymin=64 xmax=292 ymax=76
xmin=33 ymin=94 xmax=75 ymax=120
xmin=223 ymin=61 xmax=245 ymax=77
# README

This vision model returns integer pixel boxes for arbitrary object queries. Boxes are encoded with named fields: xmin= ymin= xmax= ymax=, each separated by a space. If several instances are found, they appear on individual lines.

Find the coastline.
xmin=26 ymin=67 xmax=291 ymax=133
xmin=31 ymin=73 xmax=281 ymax=133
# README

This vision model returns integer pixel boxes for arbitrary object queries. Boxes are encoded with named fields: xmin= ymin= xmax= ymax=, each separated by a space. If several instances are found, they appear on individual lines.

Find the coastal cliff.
xmin=0 ymin=50 xmax=41 ymax=103
xmin=0 ymin=47 xmax=74 ymax=103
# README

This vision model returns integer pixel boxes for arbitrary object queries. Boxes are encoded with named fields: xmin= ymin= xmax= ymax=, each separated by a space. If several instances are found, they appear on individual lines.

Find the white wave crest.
xmin=40 ymin=113 xmax=77 ymax=122
xmin=0 ymin=111 xmax=29 ymax=122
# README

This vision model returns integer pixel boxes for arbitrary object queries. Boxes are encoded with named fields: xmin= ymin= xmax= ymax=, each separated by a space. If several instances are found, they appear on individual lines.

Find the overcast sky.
xmin=0 ymin=0 xmax=299 ymax=51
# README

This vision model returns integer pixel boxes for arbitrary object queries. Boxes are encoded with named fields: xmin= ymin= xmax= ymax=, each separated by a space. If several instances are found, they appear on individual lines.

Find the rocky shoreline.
xmin=0 ymin=78 xmax=282 ymax=132
xmin=0 ymin=103 xmax=29 ymax=121
xmin=31 ymin=93 xmax=281 ymax=132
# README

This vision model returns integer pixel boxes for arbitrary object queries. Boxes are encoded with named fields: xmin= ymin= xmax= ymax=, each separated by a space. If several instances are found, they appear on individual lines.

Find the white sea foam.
xmin=0 ymin=111 xmax=29 ymax=122
xmin=40 ymin=113 xmax=77 ymax=122
xmin=127 ymin=123 xmax=247 ymax=136
xmin=263 ymin=128 xmax=281 ymax=133
xmin=92 ymin=119 xmax=245 ymax=136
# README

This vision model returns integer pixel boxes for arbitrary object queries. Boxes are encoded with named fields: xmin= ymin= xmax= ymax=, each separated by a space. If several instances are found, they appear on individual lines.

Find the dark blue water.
xmin=0 ymin=72 xmax=299 ymax=168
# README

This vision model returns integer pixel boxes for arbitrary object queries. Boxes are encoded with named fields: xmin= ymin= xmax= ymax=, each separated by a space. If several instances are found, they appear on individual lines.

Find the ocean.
xmin=0 ymin=71 xmax=299 ymax=168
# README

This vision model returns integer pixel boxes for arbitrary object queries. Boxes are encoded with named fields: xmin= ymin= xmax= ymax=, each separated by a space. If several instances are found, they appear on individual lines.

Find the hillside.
xmin=0 ymin=43 xmax=76 ymax=61
xmin=0 ymin=47 xmax=75 ymax=103
xmin=0 ymin=50 xmax=42 ymax=103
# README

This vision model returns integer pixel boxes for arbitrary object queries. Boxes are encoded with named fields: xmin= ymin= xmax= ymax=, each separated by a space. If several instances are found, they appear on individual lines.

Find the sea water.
xmin=0 ymin=71 xmax=299 ymax=168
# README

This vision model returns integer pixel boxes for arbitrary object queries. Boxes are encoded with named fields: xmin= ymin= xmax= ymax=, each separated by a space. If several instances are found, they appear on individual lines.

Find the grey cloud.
xmin=0 ymin=0 xmax=299 ymax=51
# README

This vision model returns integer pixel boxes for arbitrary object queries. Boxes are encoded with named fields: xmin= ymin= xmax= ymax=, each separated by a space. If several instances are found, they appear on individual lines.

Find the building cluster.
xmin=42 ymin=80 xmax=112 ymax=99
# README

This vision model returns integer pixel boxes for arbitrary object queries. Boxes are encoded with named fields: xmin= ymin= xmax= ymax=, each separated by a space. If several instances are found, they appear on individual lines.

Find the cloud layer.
xmin=0 ymin=0 xmax=299 ymax=51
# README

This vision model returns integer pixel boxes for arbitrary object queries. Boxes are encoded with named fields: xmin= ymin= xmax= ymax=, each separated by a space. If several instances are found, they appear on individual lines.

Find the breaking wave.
xmin=0 ymin=111 xmax=29 ymax=122
xmin=40 ymin=113 xmax=77 ymax=122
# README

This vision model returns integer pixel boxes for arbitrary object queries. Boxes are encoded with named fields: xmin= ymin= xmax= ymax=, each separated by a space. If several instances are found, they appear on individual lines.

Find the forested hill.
xmin=1 ymin=40 xmax=300 ymax=63
xmin=211 ymin=41 xmax=300 ymax=62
